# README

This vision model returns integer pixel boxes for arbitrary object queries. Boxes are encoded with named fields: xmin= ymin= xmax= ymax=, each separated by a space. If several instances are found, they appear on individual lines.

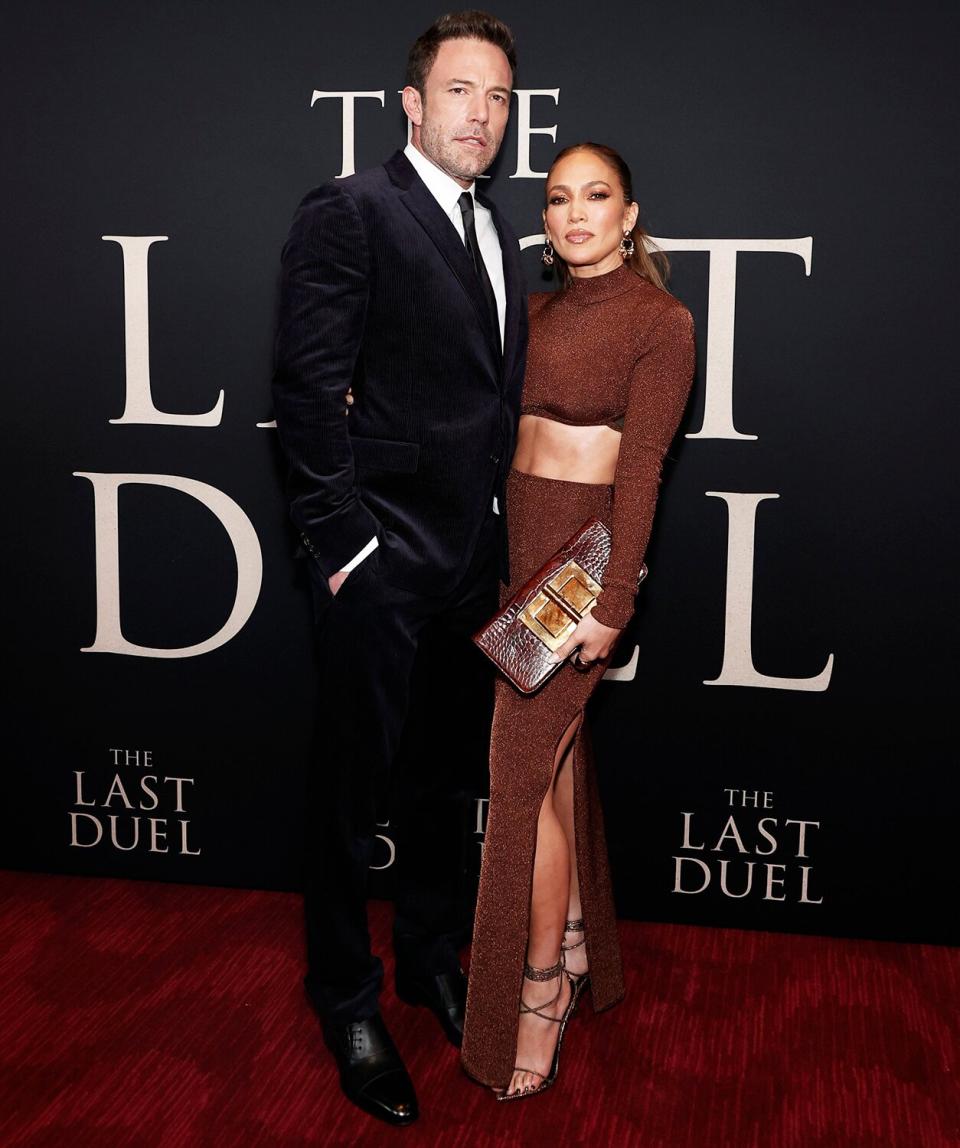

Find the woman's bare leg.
xmin=506 ymin=717 xmax=581 ymax=1096
xmin=552 ymin=725 xmax=588 ymax=979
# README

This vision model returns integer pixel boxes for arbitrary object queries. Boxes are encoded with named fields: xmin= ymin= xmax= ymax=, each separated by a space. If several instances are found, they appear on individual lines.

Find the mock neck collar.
xmin=564 ymin=262 xmax=642 ymax=302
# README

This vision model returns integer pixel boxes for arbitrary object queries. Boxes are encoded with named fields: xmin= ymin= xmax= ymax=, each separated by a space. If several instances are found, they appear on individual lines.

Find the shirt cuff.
xmin=339 ymin=535 xmax=379 ymax=573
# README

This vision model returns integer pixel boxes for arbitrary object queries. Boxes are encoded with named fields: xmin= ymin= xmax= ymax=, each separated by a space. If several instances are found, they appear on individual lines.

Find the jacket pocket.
xmin=350 ymin=436 xmax=420 ymax=473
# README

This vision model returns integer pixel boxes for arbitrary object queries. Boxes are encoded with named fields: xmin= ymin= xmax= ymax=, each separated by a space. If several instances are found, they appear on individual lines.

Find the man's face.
xmin=404 ymin=38 xmax=513 ymax=187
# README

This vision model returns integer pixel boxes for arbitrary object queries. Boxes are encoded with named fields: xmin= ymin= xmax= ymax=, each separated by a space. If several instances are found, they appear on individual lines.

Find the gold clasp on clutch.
xmin=518 ymin=560 xmax=603 ymax=651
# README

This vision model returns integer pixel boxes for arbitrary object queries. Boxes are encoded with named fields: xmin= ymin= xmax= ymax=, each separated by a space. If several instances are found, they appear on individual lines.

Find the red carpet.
xmin=0 ymin=871 xmax=957 ymax=1148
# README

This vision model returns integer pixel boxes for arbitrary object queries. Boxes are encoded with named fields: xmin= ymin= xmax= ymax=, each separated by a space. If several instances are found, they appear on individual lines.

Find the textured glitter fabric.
xmin=522 ymin=264 xmax=695 ymax=628
xmin=462 ymin=469 xmax=624 ymax=1089
xmin=461 ymin=267 xmax=695 ymax=1090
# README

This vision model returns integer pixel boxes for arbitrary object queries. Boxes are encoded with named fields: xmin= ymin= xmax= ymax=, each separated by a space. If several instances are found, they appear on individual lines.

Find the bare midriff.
xmin=512 ymin=414 xmax=621 ymax=485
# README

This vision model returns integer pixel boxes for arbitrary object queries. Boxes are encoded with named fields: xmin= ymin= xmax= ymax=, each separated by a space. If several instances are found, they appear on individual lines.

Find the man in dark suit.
xmin=272 ymin=12 xmax=526 ymax=1126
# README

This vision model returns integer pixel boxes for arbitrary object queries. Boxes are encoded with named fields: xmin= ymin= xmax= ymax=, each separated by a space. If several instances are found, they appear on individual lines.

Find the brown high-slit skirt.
xmin=461 ymin=468 xmax=625 ymax=1089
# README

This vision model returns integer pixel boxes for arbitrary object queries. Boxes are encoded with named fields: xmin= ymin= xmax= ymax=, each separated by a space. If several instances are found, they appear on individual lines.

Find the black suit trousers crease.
xmin=303 ymin=511 xmax=500 ymax=1024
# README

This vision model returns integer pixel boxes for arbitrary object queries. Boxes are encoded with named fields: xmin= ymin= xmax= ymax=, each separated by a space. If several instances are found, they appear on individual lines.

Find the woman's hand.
xmin=328 ymin=570 xmax=350 ymax=595
xmin=548 ymin=612 xmax=622 ymax=669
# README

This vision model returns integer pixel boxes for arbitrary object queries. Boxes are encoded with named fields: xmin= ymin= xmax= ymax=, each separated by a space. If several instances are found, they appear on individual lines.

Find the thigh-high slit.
xmin=461 ymin=468 xmax=625 ymax=1089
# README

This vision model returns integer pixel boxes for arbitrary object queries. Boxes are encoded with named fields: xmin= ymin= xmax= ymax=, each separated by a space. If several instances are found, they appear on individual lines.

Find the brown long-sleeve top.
xmin=523 ymin=263 xmax=696 ymax=629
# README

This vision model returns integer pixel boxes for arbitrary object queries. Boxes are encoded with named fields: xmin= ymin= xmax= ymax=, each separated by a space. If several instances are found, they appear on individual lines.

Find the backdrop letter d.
xmin=73 ymin=472 xmax=263 ymax=658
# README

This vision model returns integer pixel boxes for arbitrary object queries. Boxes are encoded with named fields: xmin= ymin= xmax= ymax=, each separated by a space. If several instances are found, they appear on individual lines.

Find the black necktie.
xmin=458 ymin=191 xmax=501 ymax=350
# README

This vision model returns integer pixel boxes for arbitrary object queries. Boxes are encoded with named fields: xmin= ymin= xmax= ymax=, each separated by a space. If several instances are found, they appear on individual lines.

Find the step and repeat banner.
xmin=3 ymin=2 xmax=956 ymax=944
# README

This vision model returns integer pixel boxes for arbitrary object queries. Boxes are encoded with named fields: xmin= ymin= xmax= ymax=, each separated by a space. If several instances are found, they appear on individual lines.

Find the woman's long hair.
xmin=546 ymin=142 xmax=670 ymax=292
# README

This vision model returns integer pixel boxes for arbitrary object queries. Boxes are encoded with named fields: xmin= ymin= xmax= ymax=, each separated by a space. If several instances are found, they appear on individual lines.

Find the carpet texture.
xmin=0 ymin=871 xmax=957 ymax=1147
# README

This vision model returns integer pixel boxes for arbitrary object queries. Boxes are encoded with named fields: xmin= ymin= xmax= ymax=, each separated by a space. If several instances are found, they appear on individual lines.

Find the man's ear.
xmin=401 ymin=86 xmax=423 ymax=127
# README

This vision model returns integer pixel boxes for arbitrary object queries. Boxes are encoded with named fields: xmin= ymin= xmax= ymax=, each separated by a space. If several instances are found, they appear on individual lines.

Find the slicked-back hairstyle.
xmin=405 ymin=10 xmax=517 ymax=96
xmin=547 ymin=142 xmax=672 ymax=293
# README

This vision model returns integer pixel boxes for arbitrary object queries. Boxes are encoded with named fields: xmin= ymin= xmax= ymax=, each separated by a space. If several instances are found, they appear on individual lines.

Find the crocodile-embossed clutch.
xmin=473 ymin=518 xmax=646 ymax=694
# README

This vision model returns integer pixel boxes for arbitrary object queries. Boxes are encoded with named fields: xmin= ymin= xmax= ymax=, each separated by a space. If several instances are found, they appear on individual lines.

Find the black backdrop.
xmin=3 ymin=1 xmax=957 ymax=945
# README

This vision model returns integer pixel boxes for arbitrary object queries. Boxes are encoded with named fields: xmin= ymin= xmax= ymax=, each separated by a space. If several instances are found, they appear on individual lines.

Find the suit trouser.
xmin=303 ymin=513 xmax=499 ymax=1024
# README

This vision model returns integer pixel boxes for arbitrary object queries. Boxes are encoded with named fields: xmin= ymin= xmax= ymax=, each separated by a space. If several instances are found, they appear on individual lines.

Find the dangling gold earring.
xmin=541 ymin=239 xmax=555 ymax=267
xmin=619 ymin=230 xmax=635 ymax=259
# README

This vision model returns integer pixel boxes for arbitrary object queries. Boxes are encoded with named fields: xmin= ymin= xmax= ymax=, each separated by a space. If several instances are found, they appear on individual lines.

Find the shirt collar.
xmin=404 ymin=142 xmax=475 ymax=220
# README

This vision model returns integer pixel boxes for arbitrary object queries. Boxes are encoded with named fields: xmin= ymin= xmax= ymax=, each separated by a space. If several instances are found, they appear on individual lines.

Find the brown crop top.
xmin=523 ymin=263 xmax=696 ymax=629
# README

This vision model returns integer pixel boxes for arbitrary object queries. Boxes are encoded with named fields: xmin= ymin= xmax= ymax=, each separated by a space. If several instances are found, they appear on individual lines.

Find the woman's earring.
xmin=541 ymin=239 xmax=555 ymax=267
xmin=619 ymin=231 xmax=635 ymax=259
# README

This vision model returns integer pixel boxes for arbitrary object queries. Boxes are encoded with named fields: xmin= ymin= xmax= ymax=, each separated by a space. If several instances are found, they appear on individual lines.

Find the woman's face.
xmin=543 ymin=151 xmax=639 ymax=278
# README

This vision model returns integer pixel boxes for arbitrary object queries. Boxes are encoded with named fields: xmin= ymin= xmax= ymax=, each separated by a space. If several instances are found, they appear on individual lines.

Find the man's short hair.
xmin=405 ymin=10 xmax=517 ymax=95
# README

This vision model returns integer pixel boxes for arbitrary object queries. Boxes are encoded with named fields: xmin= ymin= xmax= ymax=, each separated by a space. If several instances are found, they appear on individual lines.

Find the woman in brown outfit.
xmin=461 ymin=143 xmax=696 ymax=1099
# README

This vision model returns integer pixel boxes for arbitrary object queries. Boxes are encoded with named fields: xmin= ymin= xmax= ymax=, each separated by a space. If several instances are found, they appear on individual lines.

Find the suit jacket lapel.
xmin=386 ymin=152 xmax=502 ymax=372
xmin=485 ymin=196 xmax=523 ymax=390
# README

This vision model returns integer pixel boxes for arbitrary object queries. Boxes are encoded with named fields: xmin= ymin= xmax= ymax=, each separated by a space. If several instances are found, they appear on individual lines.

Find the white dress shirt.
xmin=340 ymin=144 xmax=507 ymax=574
xmin=402 ymin=142 xmax=506 ymax=346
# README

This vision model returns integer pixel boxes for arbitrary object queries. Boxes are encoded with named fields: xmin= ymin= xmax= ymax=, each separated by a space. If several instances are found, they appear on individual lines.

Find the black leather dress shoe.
xmin=395 ymin=967 xmax=468 ymax=1048
xmin=322 ymin=1013 xmax=418 ymax=1126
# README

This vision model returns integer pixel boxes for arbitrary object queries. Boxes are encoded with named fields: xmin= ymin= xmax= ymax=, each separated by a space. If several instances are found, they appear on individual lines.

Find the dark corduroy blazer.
xmin=272 ymin=149 xmax=528 ymax=594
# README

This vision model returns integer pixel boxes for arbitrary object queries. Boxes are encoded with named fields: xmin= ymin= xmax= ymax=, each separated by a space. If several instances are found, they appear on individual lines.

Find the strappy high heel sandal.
xmin=498 ymin=958 xmax=574 ymax=1102
xmin=561 ymin=918 xmax=591 ymax=1016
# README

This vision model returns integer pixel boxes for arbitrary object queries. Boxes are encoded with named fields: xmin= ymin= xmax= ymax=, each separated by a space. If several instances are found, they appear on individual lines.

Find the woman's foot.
xmin=503 ymin=961 xmax=573 ymax=1098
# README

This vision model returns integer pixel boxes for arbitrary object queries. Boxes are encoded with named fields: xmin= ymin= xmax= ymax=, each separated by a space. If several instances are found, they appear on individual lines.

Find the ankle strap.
xmin=524 ymin=959 xmax=563 ymax=982
xmin=564 ymin=918 xmax=585 ymax=933
xmin=519 ymin=960 xmax=567 ymax=1023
